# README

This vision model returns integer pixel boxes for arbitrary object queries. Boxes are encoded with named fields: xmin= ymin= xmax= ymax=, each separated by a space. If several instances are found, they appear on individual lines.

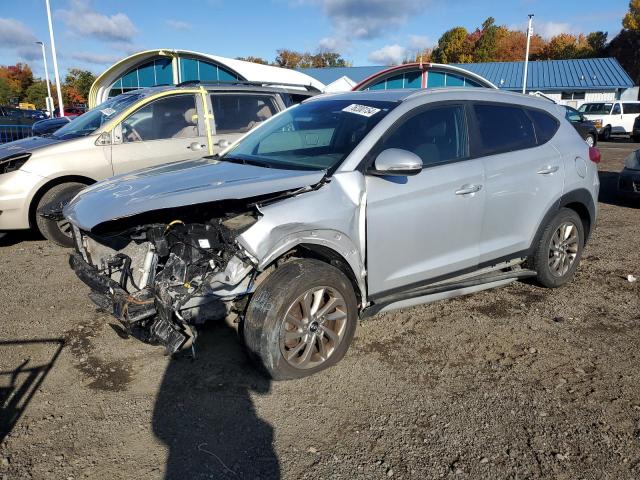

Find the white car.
xmin=579 ymin=101 xmax=640 ymax=141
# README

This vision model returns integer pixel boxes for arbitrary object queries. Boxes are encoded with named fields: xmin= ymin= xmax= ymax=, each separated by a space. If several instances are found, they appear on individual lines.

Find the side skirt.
xmin=361 ymin=268 xmax=536 ymax=318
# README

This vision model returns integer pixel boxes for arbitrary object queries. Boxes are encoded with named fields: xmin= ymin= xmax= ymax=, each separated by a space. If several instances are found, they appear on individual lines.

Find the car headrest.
xmin=184 ymin=108 xmax=198 ymax=125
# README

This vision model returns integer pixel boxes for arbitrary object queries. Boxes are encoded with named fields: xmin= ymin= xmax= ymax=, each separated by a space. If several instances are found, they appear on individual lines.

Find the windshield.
xmin=578 ymin=103 xmax=613 ymax=115
xmin=52 ymin=93 xmax=145 ymax=140
xmin=221 ymin=99 xmax=398 ymax=171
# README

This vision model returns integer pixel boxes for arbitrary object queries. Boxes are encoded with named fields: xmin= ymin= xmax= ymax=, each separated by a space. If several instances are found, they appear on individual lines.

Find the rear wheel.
xmin=35 ymin=182 xmax=86 ymax=247
xmin=531 ymin=208 xmax=584 ymax=288
xmin=242 ymin=259 xmax=358 ymax=380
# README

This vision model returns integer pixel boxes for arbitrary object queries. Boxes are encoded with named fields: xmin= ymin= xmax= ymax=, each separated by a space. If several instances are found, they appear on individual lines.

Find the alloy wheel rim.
xmin=279 ymin=286 xmax=348 ymax=370
xmin=548 ymin=221 xmax=579 ymax=277
xmin=586 ymin=136 xmax=594 ymax=147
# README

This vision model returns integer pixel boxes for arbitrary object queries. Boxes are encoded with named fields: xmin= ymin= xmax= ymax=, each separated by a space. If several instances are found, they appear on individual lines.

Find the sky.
xmin=0 ymin=0 xmax=631 ymax=78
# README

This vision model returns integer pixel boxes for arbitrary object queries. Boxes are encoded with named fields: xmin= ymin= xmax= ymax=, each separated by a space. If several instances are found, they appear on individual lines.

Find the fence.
xmin=0 ymin=125 xmax=33 ymax=144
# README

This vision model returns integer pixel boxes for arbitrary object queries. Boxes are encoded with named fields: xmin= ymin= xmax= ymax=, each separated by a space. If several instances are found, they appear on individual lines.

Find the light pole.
xmin=522 ymin=14 xmax=534 ymax=94
xmin=44 ymin=0 xmax=65 ymax=116
xmin=35 ymin=41 xmax=54 ymax=117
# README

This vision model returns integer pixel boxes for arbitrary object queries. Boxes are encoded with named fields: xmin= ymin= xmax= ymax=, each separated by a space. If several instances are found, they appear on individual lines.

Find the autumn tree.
xmin=623 ymin=0 xmax=640 ymax=30
xmin=236 ymin=56 xmax=270 ymax=65
xmin=62 ymin=69 xmax=95 ymax=105
xmin=432 ymin=27 xmax=474 ymax=63
xmin=274 ymin=49 xmax=348 ymax=68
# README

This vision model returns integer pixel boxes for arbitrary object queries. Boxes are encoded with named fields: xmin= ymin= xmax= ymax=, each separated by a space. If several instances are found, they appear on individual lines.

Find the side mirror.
xmin=372 ymin=148 xmax=423 ymax=176
xmin=215 ymin=139 xmax=230 ymax=149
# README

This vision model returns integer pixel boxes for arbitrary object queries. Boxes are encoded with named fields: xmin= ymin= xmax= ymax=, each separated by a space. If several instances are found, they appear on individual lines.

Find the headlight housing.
xmin=0 ymin=153 xmax=31 ymax=175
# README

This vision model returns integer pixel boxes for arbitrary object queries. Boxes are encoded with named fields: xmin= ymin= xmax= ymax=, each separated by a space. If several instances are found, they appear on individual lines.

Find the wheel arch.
xmin=28 ymin=175 xmax=96 ymax=229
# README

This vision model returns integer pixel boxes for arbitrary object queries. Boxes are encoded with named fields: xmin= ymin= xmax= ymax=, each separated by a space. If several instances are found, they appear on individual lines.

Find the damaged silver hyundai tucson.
xmin=65 ymin=88 xmax=599 ymax=379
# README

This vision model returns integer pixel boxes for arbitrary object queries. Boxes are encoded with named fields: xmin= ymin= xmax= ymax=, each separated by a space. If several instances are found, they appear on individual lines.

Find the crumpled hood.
xmin=64 ymin=158 xmax=326 ymax=231
xmin=0 ymin=135 xmax=63 ymax=161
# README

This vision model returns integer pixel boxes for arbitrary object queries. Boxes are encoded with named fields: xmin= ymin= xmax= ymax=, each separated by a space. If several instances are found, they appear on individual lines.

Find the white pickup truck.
xmin=578 ymin=101 xmax=640 ymax=141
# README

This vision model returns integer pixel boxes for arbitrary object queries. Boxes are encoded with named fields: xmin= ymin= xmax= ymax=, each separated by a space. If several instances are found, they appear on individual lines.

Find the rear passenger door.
xmin=111 ymin=93 xmax=208 ymax=175
xmin=366 ymin=103 xmax=485 ymax=297
xmin=471 ymin=103 xmax=563 ymax=264
xmin=208 ymin=93 xmax=280 ymax=154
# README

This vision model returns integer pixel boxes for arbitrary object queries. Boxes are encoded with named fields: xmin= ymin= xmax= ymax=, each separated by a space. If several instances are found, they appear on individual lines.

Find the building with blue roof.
xmin=300 ymin=57 xmax=637 ymax=108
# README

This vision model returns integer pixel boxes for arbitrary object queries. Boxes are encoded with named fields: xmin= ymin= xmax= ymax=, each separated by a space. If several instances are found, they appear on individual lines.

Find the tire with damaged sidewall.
xmin=243 ymin=258 xmax=358 ymax=380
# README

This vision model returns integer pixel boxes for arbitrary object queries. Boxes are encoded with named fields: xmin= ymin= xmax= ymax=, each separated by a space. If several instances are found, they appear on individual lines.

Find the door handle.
xmin=188 ymin=142 xmax=206 ymax=151
xmin=455 ymin=184 xmax=482 ymax=195
xmin=537 ymin=165 xmax=559 ymax=175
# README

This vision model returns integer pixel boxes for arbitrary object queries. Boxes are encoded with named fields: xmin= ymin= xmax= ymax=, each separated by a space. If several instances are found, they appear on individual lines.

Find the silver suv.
xmin=0 ymin=84 xmax=312 ymax=245
xmin=65 ymin=88 xmax=600 ymax=379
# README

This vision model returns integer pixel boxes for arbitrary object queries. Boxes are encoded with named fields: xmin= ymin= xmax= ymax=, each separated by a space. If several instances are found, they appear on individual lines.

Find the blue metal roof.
xmin=300 ymin=58 xmax=635 ymax=91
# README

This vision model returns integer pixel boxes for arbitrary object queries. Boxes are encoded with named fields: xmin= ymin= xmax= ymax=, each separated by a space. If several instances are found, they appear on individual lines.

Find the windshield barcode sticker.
xmin=342 ymin=104 xmax=381 ymax=117
xmin=100 ymin=107 xmax=116 ymax=116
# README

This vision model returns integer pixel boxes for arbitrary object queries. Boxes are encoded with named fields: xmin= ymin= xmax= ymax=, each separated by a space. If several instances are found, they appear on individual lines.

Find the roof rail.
xmin=175 ymin=79 xmax=322 ymax=93
xmin=528 ymin=91 xmax=558 ymax=104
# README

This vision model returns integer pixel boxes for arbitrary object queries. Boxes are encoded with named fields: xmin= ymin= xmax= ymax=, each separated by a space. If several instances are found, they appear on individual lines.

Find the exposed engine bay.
xmin=70 ymin=203 xmax=260 ymax=355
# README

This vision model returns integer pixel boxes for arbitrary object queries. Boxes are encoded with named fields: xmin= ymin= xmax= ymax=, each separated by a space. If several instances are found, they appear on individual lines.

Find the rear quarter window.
xmin=473 ymin=103 xmax=536 ymax=156
xmin=527 ymin=108 xmax=560 ymax=145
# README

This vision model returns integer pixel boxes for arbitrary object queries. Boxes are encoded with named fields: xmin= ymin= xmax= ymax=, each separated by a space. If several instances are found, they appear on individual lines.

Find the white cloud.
xmin=510 ymin=20 xmax=576 ymax=40
xmin=408 ymin=34 xmax=433 ymax=50
xmin=0 ymin=18 xmax=40 ymax=60
xmin=368 ymin=44 xmax=407 ymax=65
xmin=71 ymin=52 xmax=122 ymax=65
xmin=318 ymin=36 xmax=349 ymax=52
xmin=166 ymin=19 xmax=192 ymax=31
xmin=58 ymin=0 xmax=137 ymax=42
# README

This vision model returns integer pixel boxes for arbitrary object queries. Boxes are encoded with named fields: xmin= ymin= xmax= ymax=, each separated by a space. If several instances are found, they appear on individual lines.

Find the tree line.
xmin=0 ymin=64 xmax=95 ymax=109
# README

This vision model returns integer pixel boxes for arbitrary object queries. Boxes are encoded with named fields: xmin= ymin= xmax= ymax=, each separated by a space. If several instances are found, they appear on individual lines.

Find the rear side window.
xmin=473 ymin=104 xmax=536 ymax=155
xmin=210 ymin=94 xmax=279 ymax=134
xmin=527 ymin=108 xmax=560 ymax=144
xmin=623 ymin=103 xmax=640 ymax=114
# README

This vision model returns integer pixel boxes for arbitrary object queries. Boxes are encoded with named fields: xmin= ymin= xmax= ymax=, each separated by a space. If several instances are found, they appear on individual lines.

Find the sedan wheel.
xmin=585 ymin=134 xmax=595 ymax=147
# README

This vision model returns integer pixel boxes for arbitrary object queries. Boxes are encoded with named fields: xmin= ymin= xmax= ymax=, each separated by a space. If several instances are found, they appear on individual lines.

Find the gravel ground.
xmin=0 ymin=141 xmax=638 ymax=480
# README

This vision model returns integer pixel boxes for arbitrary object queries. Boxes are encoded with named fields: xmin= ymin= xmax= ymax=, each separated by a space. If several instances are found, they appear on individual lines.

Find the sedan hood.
xmin=64 ymin=158 xmax=326 ymax=231
xmin=0 ymin=135 xmax=62 ymax=161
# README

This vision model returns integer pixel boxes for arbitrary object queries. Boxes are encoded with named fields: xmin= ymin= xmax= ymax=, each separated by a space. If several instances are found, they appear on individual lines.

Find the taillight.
xmin=589 ymin=146 xmax=601 ymax=164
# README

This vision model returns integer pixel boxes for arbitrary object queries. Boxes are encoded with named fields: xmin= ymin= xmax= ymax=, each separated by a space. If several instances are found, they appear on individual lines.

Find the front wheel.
xmin=242 ymin=259 xmax=358 ymax=380
xmin=35 ymin=182 xmax=86 ymax=247
xmin=601 ymin=126 xmax=612 ymax=142
xmin=531 ymin=208 xmax=584 ymax=288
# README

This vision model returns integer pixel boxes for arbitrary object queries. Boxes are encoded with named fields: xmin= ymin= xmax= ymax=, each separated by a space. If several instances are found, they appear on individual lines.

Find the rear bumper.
xmin=618 ymin=168 xmax=640 ymax=196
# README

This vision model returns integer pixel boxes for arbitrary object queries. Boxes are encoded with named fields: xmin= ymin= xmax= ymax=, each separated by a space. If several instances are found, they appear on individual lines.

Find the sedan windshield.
xmin=578 ymin=103 xmax=613 ymax=115
xmin=52 ymin=93 xmax=145 ymax=140
xmin=221 ymin=99 xmax=398 ymax=171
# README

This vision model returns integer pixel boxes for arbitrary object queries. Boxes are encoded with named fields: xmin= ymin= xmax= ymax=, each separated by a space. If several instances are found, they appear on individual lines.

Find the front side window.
xmin=223 ymin=99 xmax=398 ymax=171
xmin=121 ymin=95 xmax=198 ymax=143
xmin=210 ymin=94 xmax=279 ymax=134
xmin=379 ymin=105 xmax=468 ymax=166
xmin=474 ymin=104 xmax=536 ymax=155
xmin=578 ymin=103 xmax=613 ymax=115
xmin=612 ymin=103 xmax=621 ymax=115
xmin=564 ymin=107 xmax=582 ymax=123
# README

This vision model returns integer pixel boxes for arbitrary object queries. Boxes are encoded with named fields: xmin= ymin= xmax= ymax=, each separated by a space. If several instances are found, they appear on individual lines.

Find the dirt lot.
xmin=0 ymin=141 xmax=639 ymax=480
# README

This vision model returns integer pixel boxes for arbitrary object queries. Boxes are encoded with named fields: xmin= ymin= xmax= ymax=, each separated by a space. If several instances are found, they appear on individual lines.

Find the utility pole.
xmin=522 ymin=14 xmax=534 ymax=94
xmin=35 ymin=41 xmax=54 ymax=117
xmin=44 ymin=0 xmax=65 ymax=116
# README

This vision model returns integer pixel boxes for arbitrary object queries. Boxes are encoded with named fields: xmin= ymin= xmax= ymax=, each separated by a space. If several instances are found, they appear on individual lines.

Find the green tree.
xmin=623 ymin=0 xmax=640 ymax=30
xmin=473 ymin=18 xmax=506 ymax=62
xmin=586 ymin=31 xmax=608 ymax=55
xmin=63 ymin=69 xmax=95 ymax=105
xmin=0 ymin=77 xmax=16 ymax=105
xmin=432 ymin=27 xmax=473 ymax=63
xmin=24 ymin=81 xmax=48 ymax=109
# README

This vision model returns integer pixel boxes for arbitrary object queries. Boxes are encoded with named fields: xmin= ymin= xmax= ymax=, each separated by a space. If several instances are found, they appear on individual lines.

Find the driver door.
xmin=365 ymin=104 xmax=485 ymax=298
xmin=111 ymin=93 xmax=208 ymax=175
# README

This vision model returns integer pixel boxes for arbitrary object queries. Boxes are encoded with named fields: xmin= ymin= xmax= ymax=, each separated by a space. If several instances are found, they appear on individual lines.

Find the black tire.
xmin=531 ymin=208 xmax=584 ymax=288
xmin=632 ymin=134 xmax=640 ymax=143
xmin=601 ymin=126 xmax=612 ymax=142
xmin=243 ymin=259 xmax=358 ymax=380
xmin=35 ymin=182 xmax=85 ymax=247
xmin=585 ymin=133 xmax=596 ymax=147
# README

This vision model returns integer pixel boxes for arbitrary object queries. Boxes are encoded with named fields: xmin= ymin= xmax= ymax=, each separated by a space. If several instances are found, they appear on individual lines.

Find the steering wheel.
xmin=123 ymin=124 xmax=142 ymax=142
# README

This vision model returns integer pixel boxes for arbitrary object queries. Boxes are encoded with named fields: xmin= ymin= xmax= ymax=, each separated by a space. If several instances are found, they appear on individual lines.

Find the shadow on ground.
xmin=597 ymin=170 xmax=639 ymax=208
xmin=0 ymin=230 xmax=43 ymax=247
xmin=153 ymin=321 xmax=279 ymax=480
xmin=0 ymin=339 xmax=64 ymax=444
